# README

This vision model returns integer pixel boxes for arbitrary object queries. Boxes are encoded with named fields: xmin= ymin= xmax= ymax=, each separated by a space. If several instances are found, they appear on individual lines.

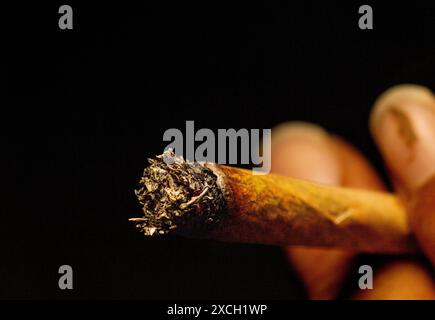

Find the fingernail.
xmin=370 ymin=85 xmax=435 ymax=192
xmin=271 ymin=122 xmax=341 ymax=185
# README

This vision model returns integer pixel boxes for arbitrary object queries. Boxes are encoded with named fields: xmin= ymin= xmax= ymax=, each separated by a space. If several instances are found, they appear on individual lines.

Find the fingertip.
xmin=369 ymin=84 xmax=435 ymax=192
xmin=370 ymin=84 xmax=434 ymax=136
xmin=271 ymin=122 xmax=341 ymax=185
xmin=370 ymin=85 xmax=435 ymax=266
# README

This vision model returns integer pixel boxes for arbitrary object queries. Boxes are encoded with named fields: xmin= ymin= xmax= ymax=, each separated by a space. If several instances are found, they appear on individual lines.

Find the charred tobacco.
xmin=131 ymin=149 xmax=227 ymax=236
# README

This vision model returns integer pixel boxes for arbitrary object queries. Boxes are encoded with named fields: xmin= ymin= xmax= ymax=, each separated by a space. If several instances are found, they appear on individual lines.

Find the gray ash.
xmin=130 ymin=149 xmax=226 ymax=236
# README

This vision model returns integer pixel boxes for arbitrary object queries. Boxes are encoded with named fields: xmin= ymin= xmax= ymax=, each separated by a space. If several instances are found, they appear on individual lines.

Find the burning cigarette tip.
xmin=131 ymin=150 xmax=226 ymax=236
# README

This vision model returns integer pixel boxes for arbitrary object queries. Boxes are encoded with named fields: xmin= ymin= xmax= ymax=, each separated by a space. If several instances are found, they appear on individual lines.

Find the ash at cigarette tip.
xmin=130 ymin=149 xmax=226 ymax=236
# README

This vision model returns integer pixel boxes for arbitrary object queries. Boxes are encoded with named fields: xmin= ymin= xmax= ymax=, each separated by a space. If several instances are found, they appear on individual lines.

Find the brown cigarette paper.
xmin=130 ymin=150 xmax=417 ymax=253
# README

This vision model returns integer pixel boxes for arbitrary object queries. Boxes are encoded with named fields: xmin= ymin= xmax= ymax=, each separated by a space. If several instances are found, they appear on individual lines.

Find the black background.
xmin=3 ymin=1 xmax=435 ymax=299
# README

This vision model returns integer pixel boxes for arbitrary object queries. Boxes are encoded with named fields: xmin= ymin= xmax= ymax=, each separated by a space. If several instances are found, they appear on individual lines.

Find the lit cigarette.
xmin=130 ymin=150 xmax=416 ymax=253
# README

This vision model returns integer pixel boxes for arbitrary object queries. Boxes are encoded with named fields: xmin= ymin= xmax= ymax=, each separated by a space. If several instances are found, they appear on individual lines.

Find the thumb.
xmin=370 ymin=84 xmax=435 ymax=265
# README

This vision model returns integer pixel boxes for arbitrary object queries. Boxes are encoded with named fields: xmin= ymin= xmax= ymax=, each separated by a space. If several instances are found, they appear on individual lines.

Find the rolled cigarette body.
xmin=130 ymin=150 xmax=417 ymax=253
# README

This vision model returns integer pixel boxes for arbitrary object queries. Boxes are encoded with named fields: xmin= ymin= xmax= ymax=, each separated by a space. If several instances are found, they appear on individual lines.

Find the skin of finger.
xmin=370 ymin=85 xmax=435 ymax=193
xmin=352 ymin=260 xmax=435 ymax=300
xmin=411 ymin=176 xmax=435 ymax=266
xmin=283 ymin=246 xmax=353 ymax=299
xmin=273 ymin=124 xmax=435 ymax=299
xmin=272 ymin=123 xmax=384 ymax=299
xmin=271 ymin=123 xmax=351 ymax=299
xmin=287 ymin=136 xmax=387 ymax=300
xmin=330 ymin=136 xmax=385 ymax=191
xmin=333 ymin=137 xmax=435 ymax=299
xmin=370 ymin=85 xmax=435 ymax=267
